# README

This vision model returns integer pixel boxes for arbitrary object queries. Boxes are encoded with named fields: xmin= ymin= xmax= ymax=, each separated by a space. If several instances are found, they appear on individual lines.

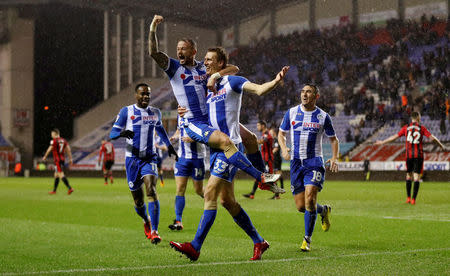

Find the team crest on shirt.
xmin=128 ymin=181 xmax=134 ymax=188
xmin=317 ymin=114 xmax=324 ymax=120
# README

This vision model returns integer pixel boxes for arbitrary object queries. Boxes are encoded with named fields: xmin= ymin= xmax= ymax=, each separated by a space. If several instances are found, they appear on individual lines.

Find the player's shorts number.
xmin=194 ymin=168 xmax=203 ymax=178
xmin=311 ymin=170 xmax=322 ymax=182
xmin=213 ymin=160 xmax=228 ymax=173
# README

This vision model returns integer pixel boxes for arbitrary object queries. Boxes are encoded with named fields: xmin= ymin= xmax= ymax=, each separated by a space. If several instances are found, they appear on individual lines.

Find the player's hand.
xmin=181 ymin=136 xmax=194 ymax=143
xmin=374 ymin=140 xmax=382 ymax=145
xmin=42 ymin=156 xmax=47 ymax=161
xmin=275 ymin=66 xmax=290 ymax=84
xmin=69 ymin=159 xmax=73 ymax=166
xmin=169 ymin=136 xmax=177 ymax=143
xmin=168 ymin=145 xmax=178 ymax=161
xmin=177 ymin=106 xmax=188 ymax=117
xmin=326 ymin=158 xmax=338 ymax=172
xmin=152 ymin=15 xmax=164 ymax=26
xmin=120 ymin=130 xmax=134 ymax=139
xmin=281 ymin=148 xmax=290 ymax=161
xmin=207 ymin=75 xmax=219 ymax=93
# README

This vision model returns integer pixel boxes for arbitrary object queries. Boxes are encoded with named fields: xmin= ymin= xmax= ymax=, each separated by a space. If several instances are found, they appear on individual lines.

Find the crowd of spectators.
xmin=227 ymin=15 xmax=449 ymax=144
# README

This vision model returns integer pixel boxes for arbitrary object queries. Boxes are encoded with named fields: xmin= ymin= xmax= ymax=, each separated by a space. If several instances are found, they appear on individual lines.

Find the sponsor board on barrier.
xmin=337 ymin=161 xmax=449 ymax=171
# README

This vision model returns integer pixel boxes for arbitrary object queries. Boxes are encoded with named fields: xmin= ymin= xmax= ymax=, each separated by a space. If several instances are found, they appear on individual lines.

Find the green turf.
xmin=0 ymin=177 xmax=449 ymax=275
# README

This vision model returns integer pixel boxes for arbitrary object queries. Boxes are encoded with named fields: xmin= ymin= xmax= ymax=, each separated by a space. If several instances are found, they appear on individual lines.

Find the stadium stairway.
xmin=72 ymin=77 xmax=168 ymax=143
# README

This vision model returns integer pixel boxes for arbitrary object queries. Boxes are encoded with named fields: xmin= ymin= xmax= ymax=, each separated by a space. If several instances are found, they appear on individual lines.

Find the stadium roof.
xmin=1 ymin=0 xmax=301 ymax=29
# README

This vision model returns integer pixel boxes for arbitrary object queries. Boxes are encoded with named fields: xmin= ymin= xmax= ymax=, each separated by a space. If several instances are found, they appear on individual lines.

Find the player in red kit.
xmin=43 ymin=129 xmax=74 ymax=195
xmin=98 ymin=139 xmax=115 ymax=185
xmin=375 ymin=112 xmax=446 ymax=204
xmin=243 ymin=121 xmax=274 ymax=199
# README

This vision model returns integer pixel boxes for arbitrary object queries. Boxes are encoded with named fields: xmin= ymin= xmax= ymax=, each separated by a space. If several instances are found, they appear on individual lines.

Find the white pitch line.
xmin=1 ymin=247 xmax=449 ymax=275
xmin=383 ymin=216 xmax=450 ymax=222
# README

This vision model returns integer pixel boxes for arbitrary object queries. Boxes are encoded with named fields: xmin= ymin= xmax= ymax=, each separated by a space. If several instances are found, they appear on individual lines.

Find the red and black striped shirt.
xmin=51 ymin=137 xmax=68 ymax=163
xmin=260 ymin=130 xmax=274 ymax=162
xmin=397 ymin=122 xmax=431 ymax=159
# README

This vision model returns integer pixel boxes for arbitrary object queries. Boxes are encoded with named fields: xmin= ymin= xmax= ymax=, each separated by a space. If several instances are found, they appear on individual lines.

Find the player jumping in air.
xmin=170 ymin=47 xmax=288 ymax=261
xmin=148 ymin=14 xmax=282 ymax=192
xmin=375 ymin=111 xmax=446 ymax=205
xmin=278 ymin=84 xmax=339 ymax=252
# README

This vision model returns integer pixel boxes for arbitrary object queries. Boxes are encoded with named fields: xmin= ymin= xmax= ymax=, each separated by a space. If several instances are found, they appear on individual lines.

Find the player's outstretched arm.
xmin=243 ymin=66 xmax=289 ymax=96
xmin=278 ymin=130 xmax=291 ymax=161
xmin=374 ymin=134 xmax=399 ymax=145
xmin=326 ymin=136 xmax=339 ymax=172
xmin=42 ymin=145 xmax=53 ymax=161
xmin=148 ymin=14 xmax=169 ymax=69
xmin=430 ymin=134 xmax=446 ymax=151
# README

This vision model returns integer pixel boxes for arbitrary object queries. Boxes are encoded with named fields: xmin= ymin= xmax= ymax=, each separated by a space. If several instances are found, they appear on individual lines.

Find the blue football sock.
xmin=148 ymin=201 xmax=160 ymax=231
xmin=316 ymin=204 xmax=324 ymax=215
xmin=134 ymin=205 xmax=149 ymax=223
xmin=304 ymin=210 xmax=317 ymax=237
xmin=246 ymin=151 xmax=266 ymax=172
xmin=191 ymin=209 xmax=217 ymax=251
xmin=233 ymin=208 xmax=264 ymax=244
xmin=175 ymin=195 xmax=185 ymax=222
xmin=228 ymin=151 xmax=262 ymax=181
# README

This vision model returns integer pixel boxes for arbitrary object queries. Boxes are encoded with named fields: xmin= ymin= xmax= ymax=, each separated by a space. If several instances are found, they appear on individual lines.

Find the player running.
xmin=110 ymin=83 xmax=178 ymax=244
xmin=148 ymin=14 xmax=281 ymax=192
xmin=170 ymin=47 xmax=288 ymax=261
xmin=168 ymin=116 xmax=206 ymax=231
xmin=43 ymin=128 xmax=74 ymax=195
xmin=278 ymin=84 xmax=339 ymax=252
xmin=375 ymin=111 xmax=446 ymax=205
xmin=243 ymin=121 xmax=274 ymax=199
xmin=98 ymin=139 xmax=115 ymax=185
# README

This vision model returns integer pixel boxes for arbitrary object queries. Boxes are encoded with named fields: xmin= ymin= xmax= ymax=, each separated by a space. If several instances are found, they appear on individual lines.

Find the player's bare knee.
xmin=134 ymin=198 xmax=145 ymax=208
xmin=204 ymin=200 xmax=217 ymax=210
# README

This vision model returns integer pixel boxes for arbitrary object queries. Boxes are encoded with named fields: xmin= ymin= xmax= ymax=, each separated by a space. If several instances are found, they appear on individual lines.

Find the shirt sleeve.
xmin=228 ymin=76 xmax=249 ymax=94
xmin=422 ymin=126 xmax=432 ymax=138
xmin=110 ymin=107 xmax=127 ymax=140
xmin=279 ymin=111 xmax=291 ymax=132
xmin=324 ymin=114 xmax=336 ymax=137
xmin=397 ymin=125 xmax=407 ymax=137
xmin=164 ymin=57 xmax=179 ymax=79
xmin=154 ymin=109 xmax=171 ymax=146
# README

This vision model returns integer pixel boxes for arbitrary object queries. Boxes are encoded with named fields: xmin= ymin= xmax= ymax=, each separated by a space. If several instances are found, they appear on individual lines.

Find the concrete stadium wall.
xmin=72 ymin=77 xmax=167 ymax=142
xmin=239 ymin=14 xmax=271 ymax=45
xmin=275 ymin=1 xmax=309 ymax=35
xmin=0 ymin=8 xmax=34 ymax=169
xmin=165 ymin=22 xmax=217 ymax=59
xmin=316 ymin=0 xmax=353 ymax=28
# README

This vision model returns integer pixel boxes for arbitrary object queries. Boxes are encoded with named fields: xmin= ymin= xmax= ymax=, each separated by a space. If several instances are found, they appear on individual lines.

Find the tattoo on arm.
xmin=149 ymin=31 xmax=169 ymax=69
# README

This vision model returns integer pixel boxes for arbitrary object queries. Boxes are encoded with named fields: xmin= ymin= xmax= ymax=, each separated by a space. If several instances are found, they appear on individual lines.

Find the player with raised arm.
xmin=43 ymin=128 xmax=74 ymax=195
xmin=170 ymin=47 xmax=288 ymax=261
xmin=110 ymin=83 xmax=178 ymax=244
xmin=168 ymin=116 xmax=206 ymax=231
xmin=148 ymin=14 xmax=280 ymax=192
xmin=278 ymin=84 xmax=339 ymax=252
xmin=98 ymin=139 xmax=115 ymax=185
xmin=375 ymin=111 xmax=446 ymax=205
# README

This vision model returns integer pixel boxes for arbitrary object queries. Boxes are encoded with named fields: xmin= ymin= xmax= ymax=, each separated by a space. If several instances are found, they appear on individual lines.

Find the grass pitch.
xmin=0 ymin=177 xmax=449 ymax=275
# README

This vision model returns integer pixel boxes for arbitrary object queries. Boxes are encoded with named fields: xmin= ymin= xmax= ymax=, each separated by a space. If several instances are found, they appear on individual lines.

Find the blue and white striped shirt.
xmin=110 ymin=104 xmax=170 ymax=160
xmin=206 ymin=75 xmax=249 ymax=144
xmin=279 ymin=105 xmax=336 ymax=160
xmin=177 ymin=116 xmax=206 ymax=159
xmin=165 ymin=57 xmax=209 ymax=123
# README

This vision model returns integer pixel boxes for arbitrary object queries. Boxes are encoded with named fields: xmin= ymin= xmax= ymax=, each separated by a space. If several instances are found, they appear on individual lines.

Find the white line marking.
xmin=383 ymin=216 xmax=450 ymax=222
xmin=2 ymin=247 xmax=449 ymax=275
